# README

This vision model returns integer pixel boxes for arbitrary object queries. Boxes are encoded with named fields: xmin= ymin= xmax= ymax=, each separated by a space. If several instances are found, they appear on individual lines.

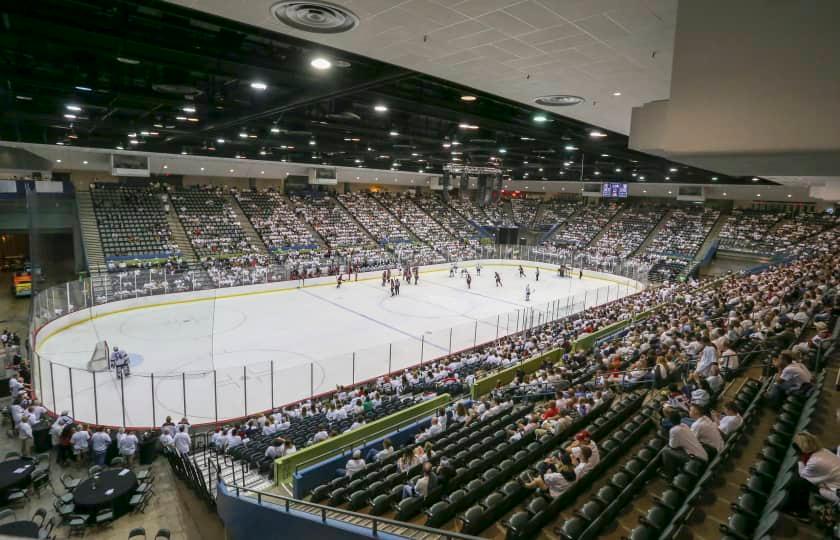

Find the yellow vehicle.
xmin=12 ymin=271 xmax=31 ymax=297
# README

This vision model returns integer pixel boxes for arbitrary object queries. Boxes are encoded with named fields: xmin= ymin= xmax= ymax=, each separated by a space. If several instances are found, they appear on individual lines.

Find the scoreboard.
xmin=601 ymin=182 xmax=628 ymax=198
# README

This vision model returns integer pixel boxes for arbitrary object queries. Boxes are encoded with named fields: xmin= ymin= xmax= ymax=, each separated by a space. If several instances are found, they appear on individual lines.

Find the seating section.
xmin=483 ymin=201 xmax=515 ymax=227
xmin=372 ymin=192 xmax=470 ymax=260
xmin=769 ymin=212 xmax=839 ymax=254
xmin=638 ymin=207 xmax=720 ymax=282
xmin=535 ymin=199 xmax=580 ymax=228
xmin=172 ymin=188 xmax=256 ymax=258
xmin=448 ymin=198 xmax=496 ymax=228
xmin=589 ymin=205 xmax=666 ymax=259
xmin=412 ymin=195 xmax=483 ymax=250
xmin=91 ymin=184 xmax=178 ymax=262
xmin=511 ymin=199 xmax=540 ymax=227
xmin=547 ymin=202 xmax=622 ymax=248
xmin=337 ymin=193 xmax=412 ymax=247
xmin=232 ymin=189 xmax=317 ymax=253
xmin=718 ymin=209 xmax=783 ymax=254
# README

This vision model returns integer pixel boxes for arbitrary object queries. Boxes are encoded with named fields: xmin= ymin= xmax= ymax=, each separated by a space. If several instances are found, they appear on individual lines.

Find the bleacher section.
xmin=90 ymin=183 xmax=179 ymax=264
xmin=448 ymin=197 xmax=496 ymax=228
xmin=718 ymin=209 xmax=784 ymax=254
xmin=172 ymin=188 xmax=257 ymax=258
xmin=638 ymin=206 xmax=720 ymax=282
xmin=511 ymin=198 xmax=540 ymax=228
xmin=535 ymin=199 xmax=580 ymax=229
xmin=412 ymin=194 xmax=484 ymax=251
xmin=372 ymin=192 xmax=467 ymax=260
xmin=232 ymin=188 xmax=318 ymax=253
xmin=547 ymin=202 xmax=622 ymax=248
xmin=589 ymin=205 xmax=666 ymax=259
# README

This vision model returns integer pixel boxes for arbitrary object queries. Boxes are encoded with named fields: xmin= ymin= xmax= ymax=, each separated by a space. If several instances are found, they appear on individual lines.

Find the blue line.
xmin=298 ymin=289 xmax=449 ymax=353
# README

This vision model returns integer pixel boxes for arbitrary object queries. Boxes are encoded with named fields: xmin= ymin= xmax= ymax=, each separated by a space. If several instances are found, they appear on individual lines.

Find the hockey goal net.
xmin=87 ymin=340 xmax=110 ymax=371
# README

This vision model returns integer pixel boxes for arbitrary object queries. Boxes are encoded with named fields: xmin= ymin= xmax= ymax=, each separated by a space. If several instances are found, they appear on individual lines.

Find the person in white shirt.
xmin=18 ymin=414 xmax=33 ymax=457
xmin=715 ymin=402 xmax=744 ymax=437
xmin=71 ymin=425 xmax=91 ymax=463
xmin=689 ymin=405 xmax=724 ymax=456
xmin=344 ymin=450 xmax=366 ymax=477
xmin=264 ymin=440 xmax=283 ymax=459
xmin=173 ymin=425 xmax=191 ymax=455
xmin=695 ymin=337 xmax=718 ymax=377
xmin=311 ymin=426 xmax=329 ymax=444
xmin=28 ymin=401 xmax=47 ymax=423
xmin=91 ymin=427 xmax=112 ymax=466
xmin=117 ymin=428 xmax=139 ymax=466
xmin=9 ymin=401 xmax=23 ymax=430
xmin=786 ymin=432 xmax=840 ymax=519
xmin=416 ymin=417 xmax=443 ymax=443
xmin=662 ymin=411 xmax=708 ymax=477
xmin=159 ymin=428 xmax=175 ymax=451
xmin=768 ymin=352 xmax=813 ymax=407
xmin=573 ymin=446 xmax=594 ymax=478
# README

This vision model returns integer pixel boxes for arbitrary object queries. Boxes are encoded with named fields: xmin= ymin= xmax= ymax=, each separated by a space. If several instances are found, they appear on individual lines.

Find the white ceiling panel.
xmin=165 ymin=0 xmax=679 ymax=134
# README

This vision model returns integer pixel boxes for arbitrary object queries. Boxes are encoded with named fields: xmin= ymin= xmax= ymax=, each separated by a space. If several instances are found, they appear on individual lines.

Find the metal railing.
xmin=221 ymin=482 xmax=484 ymax=540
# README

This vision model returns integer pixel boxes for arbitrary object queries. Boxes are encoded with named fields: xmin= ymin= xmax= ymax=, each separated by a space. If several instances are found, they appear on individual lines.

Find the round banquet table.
xmin=0 ymin=459 xmax=35 ymax=499
xmin=0 ymin=520 xmax=40 ymax=538
xmin=73 ymin=469 xmax=138 ymax=519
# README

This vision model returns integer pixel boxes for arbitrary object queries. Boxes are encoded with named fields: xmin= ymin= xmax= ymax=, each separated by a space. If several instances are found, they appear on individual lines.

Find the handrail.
xmin=223 ymin=482 xmax=484 ymax=540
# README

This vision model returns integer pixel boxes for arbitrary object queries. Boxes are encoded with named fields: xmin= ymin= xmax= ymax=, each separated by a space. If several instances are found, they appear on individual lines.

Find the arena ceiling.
xmin=0 ymin=0 xmax=771 ymax=185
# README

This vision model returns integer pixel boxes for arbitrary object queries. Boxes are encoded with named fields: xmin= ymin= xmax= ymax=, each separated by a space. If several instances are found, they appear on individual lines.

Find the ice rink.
xmin=34 ymin=262 xmax=639 ymax=427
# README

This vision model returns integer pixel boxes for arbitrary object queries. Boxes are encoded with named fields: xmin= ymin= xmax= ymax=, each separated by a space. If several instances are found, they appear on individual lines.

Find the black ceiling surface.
xmin=0 ymin=0 xmax=772 ymax=185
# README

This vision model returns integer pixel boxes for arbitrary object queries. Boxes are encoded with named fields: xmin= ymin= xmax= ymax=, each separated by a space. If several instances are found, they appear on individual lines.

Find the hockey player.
xmin=394 ymin=278 xmax=401 ymax=296
xmin=449 ymin=265 xmax=455 ymax=278
xmin=495 ymin=272 xmax=502 ymax=287
xmin=413 ymin=267 xmax=419 ymax=285
xmin=382 ymin=271 xmax=387 ymax=287
xmin=390 ymin=279 xmax=395 ymax=297
xmin=466 ymin=273 xmax=472 ymax=289
xmin=475 ymin=263 xmax=481 ymax=276
xmin=525 ymin=284 xmax=531 ymax=302
xmin=535 ymin=268 xmax=540 ymax=281
xmin=336 ymin=274 xmax=343 ymax=288
xmin=518 ymin=265 xmax=525 ymax=278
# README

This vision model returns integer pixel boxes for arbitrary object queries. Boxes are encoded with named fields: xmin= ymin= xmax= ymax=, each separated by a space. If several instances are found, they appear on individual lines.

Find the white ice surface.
xmin=36 ymin=264 xmax=632 ymax=427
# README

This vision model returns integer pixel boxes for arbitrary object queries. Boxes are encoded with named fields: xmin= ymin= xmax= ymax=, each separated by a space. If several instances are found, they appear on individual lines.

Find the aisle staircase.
xmin=226 ymin=195 xmax=269 ymax=255
xmin=331 ymin=195 xmax=383 ymax=246
xmin=285 ymin=196 xmax=328 ymax=249
xmin=586 ymin=206 xmax=627 ymax=247
xmin=692 ymin=209 xmax=730 ymax=265
xmin=162 ymin=194 xmax=199 ymax=264
xmin=75 ymin=190 xmax=106 ymax=271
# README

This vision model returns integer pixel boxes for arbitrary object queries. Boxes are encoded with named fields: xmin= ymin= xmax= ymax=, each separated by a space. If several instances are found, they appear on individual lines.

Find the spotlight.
xmin=310 ymin=58 xmax=332 ymax=70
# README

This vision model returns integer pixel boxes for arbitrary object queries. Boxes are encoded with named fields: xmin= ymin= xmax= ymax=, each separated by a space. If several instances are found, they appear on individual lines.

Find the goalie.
xmin=111 ymin=346 xmax=131 ymax=378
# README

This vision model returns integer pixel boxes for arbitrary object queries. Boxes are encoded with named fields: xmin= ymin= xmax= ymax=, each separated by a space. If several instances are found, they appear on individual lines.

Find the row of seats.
xmin=232 ymin=189 xmax=317 ymax=252
xmin=535 ymin=200 xmax=580 ymax=228
xmin=504 ymin=392 xmax=653 ymax=539
xmin=91 ymin=184 xmax=178 ymax=260
xmin=336 ymin=193 xmax=411 ymax=247
xmin=511 ymin=199 xmax=540 ymax=227
xmin=548 ymin=202 xmax=623 ymax=248
xmin=626 ymin=376 xmax=769 ymax=540
xmin=447 ymin=197 xmax=498 ymax=228
xmin=172 ymin=188 xmax=256 ymax=258
xmin=769 ymin=212 xmax=839 ymax=255
xmin=372 ymin=192 xmax=469 ymax=260
xmin=412 ymin=195 xmax=483 ymax=250
xmin=589 ymin=205 xmax=667 ymax=259
xmin=719 ymin=209 xmax=784 ymax=254
xmin=719 ymin=369 xmax=827 ymax=540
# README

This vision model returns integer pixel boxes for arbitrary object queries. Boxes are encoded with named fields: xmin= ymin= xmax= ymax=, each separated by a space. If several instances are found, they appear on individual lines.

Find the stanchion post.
xmin=120 ymin=373 xmax=126 ymax=427
xmin=92 ymin=371 xmax=99 ymax=425
xmin=243 ymin=365 xmax=247 ymax=416
xmin=270 ymin=361 xmax=274 ymax=410
xmin=352 ymin=353 xmax=356 ymax=385
xmin=150 ymin=373 xmax=155 ymax=427
xmin=420 ymin=336 xmax=425 ymax=367
xmin=68 ymin=368 xmax=75 ymax=419
xmin=213 ymin=370 xmax=218 ymax=423
xmin=182 ymin=372 xmax=187 ymax=419
xmin=473 ymin=320 xmax=478 ymax=346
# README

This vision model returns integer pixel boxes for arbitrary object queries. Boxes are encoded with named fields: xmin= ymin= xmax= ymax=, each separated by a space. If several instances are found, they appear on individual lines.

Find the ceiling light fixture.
xmin=163 ymin=165 xmax=168 ymax=169
xmin=752 ymin=177 xmax=759 ymax=182
xmin=499 ymin=148 xmax=507 ymax=154
xmin=56 ymin=159 xmax=62 ymax=163
xmin=239 ymin=132 xmax=248 ymax=138
xmin=458 ymin=123 xmax=479 ymax=130
xmin=564 ymin=145 xmax=577 ymax=151
xmin=309 ymin=139 xmax=316 ymax=145
xmin=55 ymin=142 xmax=64 ymax=145
xmin=612 ymin=91 xmax=622 ymax=96
xmin=310 ymin=57 xmax=332 ymax=70
xmin=182 ymin=106 xmax=196 ymax=113
xmin=66 ymin=104 xmax=82 ymax=112
xmin=116 ymin=56 xmax=140 ymax=65
xmin=533 ymin=114 xmax=548 ymax=123
xmin=217 ymin=138 xmax=225 ymax=143
xmin=460 ymin=95 xmax=477 ymax=102
xmin=250 ymin=81 xmax=268 ymax=90
xmin=711 ymin=176 xmax=718 ymax=181
xmin=374 ymin=104 xmax=388 ymax=112
xmin=129 ymin=140 xmax=139 ymax=145
xmin=270 ymin=127 xmax=280 ymax=133
xmin=74 ymin=86 xmax=93 ymax=92
xmin=63 ymin=114 xmax=76 ymax=119
xmin=389 ymin=131 xmax=399 ymax=136
xmin=82 ymin=160 xmax=88 ymax=165
xmin=187 ymin=117 xmax=199 ymax=122
xmin=589 ymin=131 xmax=607 ymax=138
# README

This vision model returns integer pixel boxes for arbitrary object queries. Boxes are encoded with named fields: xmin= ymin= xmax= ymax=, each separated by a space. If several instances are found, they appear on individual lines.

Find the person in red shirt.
xmin=541 ymin=403 xmax=559 ymax=421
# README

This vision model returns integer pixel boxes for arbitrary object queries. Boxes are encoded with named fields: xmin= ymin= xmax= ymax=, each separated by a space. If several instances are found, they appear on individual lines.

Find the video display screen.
xmin=601 ymin=182 xmax=628 ymax=198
